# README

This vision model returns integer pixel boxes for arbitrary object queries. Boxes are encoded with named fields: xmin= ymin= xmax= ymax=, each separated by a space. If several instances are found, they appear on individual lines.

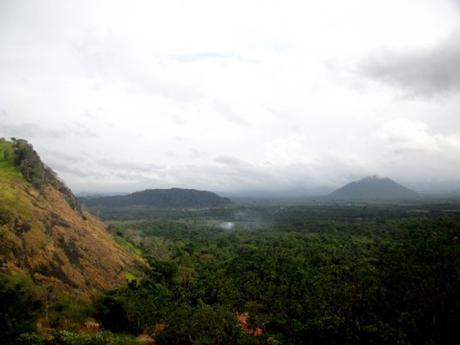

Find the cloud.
xmin=212 ymin=101 xmax=251 ymax=127
xmin=377 ymin=119 xmax=460 ymax=190
xmin=95 ymin=159 xmax=165 ymax=173
xmin=361 ymin=1 xmax=460 ymax=97
xmin=379 ymin=119 xmax=460 ymax=156
xmin=0 ymin=120 xmax=97 ymax=140
xmin=380 ymin=119 xmax=440 ymax=153
xmin=361 ymin=34 xmax=460 ymax=97
xmin=1 ymin=122 xmax=65 ymax=139
xmin=171 ymin=52 xmax=258 ymax=64
xmin=1 ymin=0 xmax=460 ymax=193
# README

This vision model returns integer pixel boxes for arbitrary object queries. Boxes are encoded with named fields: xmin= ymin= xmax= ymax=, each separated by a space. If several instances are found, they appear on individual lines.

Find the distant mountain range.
xmin=329 ymin=176 xmax=419 ymax=200
xmin=80 ymin=188 xmax=232 ymax=209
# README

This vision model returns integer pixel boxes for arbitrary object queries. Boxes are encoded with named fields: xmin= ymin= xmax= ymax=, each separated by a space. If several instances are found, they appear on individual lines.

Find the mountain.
xmin=0 ymin=138 xmax=144 ymax=297
xmin=329 ymin=176 xmax=419 ymax=200
xmin=81 ymin=188 xmax=232 ymax=209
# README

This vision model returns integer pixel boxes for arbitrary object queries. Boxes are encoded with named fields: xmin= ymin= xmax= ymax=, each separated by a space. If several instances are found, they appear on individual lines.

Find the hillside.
xmin=0 ymin=138 xmax=144 ymax=297
xmin=329 ymin=176 xmax=420 ymax=200
xmin=81 ymin=188 xmax=232 ymax=209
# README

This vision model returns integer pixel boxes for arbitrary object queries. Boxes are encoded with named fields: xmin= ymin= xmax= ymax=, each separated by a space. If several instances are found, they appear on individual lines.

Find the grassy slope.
xmin=0 ymin=139 xmax=33 ymax=220
xmin=0 ymin=140 xmax=55 ymax=279
xmin=0 ymin=138 xmax=145 ymax=297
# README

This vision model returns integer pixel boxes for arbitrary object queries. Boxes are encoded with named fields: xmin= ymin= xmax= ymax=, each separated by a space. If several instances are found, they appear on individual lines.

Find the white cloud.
xmin=0 ymin=0 xmax=459 ymax=193
xmin=380 ymin=119 xmax=440 ymax=153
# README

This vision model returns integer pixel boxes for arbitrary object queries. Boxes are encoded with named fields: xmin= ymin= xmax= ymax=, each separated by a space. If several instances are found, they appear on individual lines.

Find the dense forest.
xmin=3 ymin=203 xmax=460 ymax=344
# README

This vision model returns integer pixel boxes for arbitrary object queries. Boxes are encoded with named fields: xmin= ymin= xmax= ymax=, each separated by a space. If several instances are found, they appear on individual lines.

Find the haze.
xmin=1 ymin=0 xmax=460 ymax=194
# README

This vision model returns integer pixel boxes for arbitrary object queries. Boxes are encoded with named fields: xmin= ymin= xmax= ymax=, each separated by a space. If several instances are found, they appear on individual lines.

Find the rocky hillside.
xmin=0 ymin=138 xmax=144 ymax=298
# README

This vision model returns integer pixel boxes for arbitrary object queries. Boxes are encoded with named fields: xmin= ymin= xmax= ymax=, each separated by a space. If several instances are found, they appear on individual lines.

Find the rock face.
xmin=329 ymin=176 xmax=419 ymax=200
xmin=82 ymin=188 xmax=232 ymax=209
xmin=0 ymin=139 xmax=144 ymax=298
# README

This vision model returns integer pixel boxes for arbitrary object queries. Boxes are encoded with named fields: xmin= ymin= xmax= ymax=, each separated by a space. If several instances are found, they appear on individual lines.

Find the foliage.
xmin=16 ymin=333 xmax=45 ymax=345
xmin=47 ymin=294 xmax=93 ymax=329
xmin=49 ymin=330 xmax=139 ymax=345
xmin=11 ymin=138 xmax=47 ymax=188
xmin=8 ymin=138 xmax=82 ymax=212
xmin=155 ymin=303 xmax=241 ymax=345
xmin=0 ymin=274 xmax=43 ymax=343
xmin=0 ymin=138 xmax=20 ymax=176
xmin=15 ymin=331 xmax=140 ymax=345
xmin=113 ymin=235 xmax=143 ymax=256
xmin=3 ymin=202 xmax=460 ymax=344
xmin=97 ymin=206 xmax=460 ymax=344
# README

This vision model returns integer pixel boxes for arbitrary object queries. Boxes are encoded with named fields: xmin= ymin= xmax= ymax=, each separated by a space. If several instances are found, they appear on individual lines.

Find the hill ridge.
xmin=82 ymin=187 xmax=232 ymax=209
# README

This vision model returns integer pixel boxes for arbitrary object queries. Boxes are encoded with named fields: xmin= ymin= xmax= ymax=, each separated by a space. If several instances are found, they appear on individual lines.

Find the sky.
xmin=1 ymin=0 xmax=460 ymax=194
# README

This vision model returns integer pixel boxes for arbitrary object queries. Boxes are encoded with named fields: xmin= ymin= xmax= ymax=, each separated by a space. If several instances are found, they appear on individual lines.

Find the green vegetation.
xmin=3 ymin=138 xmax=82 ymax=212
xmin=0 ymin=274 xmax=140 ymax=345
xmin=0 ymin=275 xmax=43 ymax=343
xmin=0 ymin=138 xmax=21 ymax=178
xmin=124 ymin=272 xmax=138 ymax=283
xmin=113 ymin=235 xmax=144 ymax=256
xmin=11 ymin=138 xmax=48 ymax=188
xmin=3 ymin=202 xmax=460 ymax=344
xmin=91 ymin=203 xmax=460 ymax=344
xmin=0 ymin=138 xmax=33 ymax=222
xmin=16 ymin=330 xmax=140 ymax=345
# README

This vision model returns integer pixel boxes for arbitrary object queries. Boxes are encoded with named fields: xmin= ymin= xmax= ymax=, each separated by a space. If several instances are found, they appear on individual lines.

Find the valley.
xmin=98 ymin=202 xmax=460 ymax=345
xmin=1 ymin=139 xmax=460 ymax=345
xmin=3 ymin=1 xmax=460 ymax=343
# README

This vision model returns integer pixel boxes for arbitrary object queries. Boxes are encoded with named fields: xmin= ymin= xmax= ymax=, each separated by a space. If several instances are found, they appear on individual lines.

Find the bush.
xmin=51 ymin=330 xmax=83 ymax=345
xmin=156 ymin=303 xmax=241 ymax=345
xmin=11 ymin=139 xmax=46 ymax=188
xmin=0 ymin=274 xmax=43 ymax=343
xmin=93 ymin=292 xmax=134 ymax=333
xmin=16 ymin=333 xmax=44 ymax=345
xmin=50 ymin=331 xmax=139 ymax=345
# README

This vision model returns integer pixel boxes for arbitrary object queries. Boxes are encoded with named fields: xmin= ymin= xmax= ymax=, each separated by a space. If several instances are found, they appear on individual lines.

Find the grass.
xmin=113 ymin=235 xmax=144 ymax=256
xmin=124 ymin=271 xmax=138 ymax=282
xmin=0 ymin=139 xmax=21 ymax=178
xmin=0 ymin=138 xmax=33 ymax=221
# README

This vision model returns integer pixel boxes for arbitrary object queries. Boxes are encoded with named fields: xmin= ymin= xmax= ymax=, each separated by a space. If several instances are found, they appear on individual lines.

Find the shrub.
xmin=50 ymin=331 xmax=139 ymax=345
xmin=16 ymin=333 xmax=44 ymax=345
xmin=0 ymin=274 xmax=43 ymax=343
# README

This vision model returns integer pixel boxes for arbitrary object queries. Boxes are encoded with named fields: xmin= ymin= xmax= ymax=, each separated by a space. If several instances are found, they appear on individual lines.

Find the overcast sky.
xmin=1 ymin=0 xmax=460 ymax=194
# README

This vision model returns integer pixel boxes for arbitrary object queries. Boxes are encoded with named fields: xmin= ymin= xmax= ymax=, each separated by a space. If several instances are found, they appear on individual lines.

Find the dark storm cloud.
xmin=361 ymin=31 xmax=460 ymax=96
